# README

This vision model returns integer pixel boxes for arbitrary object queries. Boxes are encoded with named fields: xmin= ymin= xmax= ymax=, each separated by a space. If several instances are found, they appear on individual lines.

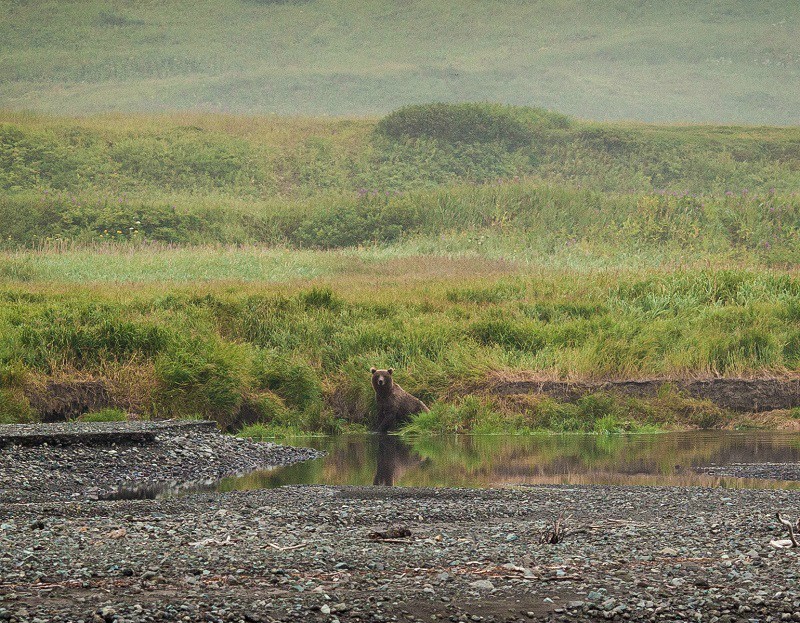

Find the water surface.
xmin=218 ymin=431 xmax=800 ymax=493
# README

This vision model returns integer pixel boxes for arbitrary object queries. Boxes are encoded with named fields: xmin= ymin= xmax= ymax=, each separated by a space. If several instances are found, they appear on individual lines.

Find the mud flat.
xmin=0 ymin=421 xmax=321 ymax=504
xmin=2 ymin=483 xmax=800 ymax=622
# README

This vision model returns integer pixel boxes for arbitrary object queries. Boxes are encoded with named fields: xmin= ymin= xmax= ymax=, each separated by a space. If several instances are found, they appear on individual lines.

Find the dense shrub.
xmin=0 ymin=125 xmax=111 ymax=191
xmin=109 ymin=130 xmax=257 ymax=190
xmin=252 ymin=352 xmax=322 ymax=411
xmin=289 ymin=195 xmax=420 ymax=248
xmin=375 ymin=103 xmax=567 ymax=150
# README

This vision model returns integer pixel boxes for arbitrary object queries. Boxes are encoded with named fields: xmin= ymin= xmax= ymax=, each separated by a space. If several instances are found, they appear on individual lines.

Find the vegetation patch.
xmin=375 ymin=103 xmax=567 ymax=150
xmin=76 ymin=408 xmax=128 ymax=423
xmin=0 ymin=108 xmax=798 ymax=434
xmin=0 ymin=272 xmax=795 ymax=432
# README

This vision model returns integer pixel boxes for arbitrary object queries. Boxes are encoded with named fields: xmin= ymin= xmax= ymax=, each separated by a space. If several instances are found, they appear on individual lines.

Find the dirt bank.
xmin=487 ymin=375 xmax=800 ymax=413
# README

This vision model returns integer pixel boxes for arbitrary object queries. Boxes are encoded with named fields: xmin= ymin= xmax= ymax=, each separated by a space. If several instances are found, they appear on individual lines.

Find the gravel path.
xmin=0 ymin=421 xmax=321 ymax=504
xmin=2 ymin=484 xmax=800 ymax=622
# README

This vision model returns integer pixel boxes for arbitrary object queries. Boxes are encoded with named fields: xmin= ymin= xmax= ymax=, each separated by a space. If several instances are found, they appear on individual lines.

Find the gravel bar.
xmin=699 ymin=463 xmax=800 ymax=482
xmin=0 ymin=420 xmax=218 ymax=448
xmin=2 ymin=484 xmax=800 ymax=622
xmin=0 ymin=421 xmax=322 ymax=504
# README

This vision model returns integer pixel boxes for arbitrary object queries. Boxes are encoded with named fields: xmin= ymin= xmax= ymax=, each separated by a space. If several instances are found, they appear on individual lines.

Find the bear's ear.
xmin=387 ymin=368 xmax=394 ymax=375
xmin=370 ymin=367 xmax=377 ymax=374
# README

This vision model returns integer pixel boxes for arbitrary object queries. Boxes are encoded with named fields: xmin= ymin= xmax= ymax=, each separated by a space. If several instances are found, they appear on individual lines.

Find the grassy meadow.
xmin=1 ymin=104 xmax=799 ymax=433
xmin=1 ymin=0 xmax=799 ymax=124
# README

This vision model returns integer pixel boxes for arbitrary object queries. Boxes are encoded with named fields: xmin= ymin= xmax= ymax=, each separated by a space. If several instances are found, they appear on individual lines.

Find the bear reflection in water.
xmin=372 ymin=434 xmax=421 ymax=486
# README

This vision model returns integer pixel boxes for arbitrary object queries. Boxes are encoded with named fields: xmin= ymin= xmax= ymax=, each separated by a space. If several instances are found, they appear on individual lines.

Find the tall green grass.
xmin=1 ymin=269 xmax=798 ymax=430
xmin=1 ymin=105 xmax=798 ymax=432
xmin=2 ymin=109 xmax=798 ymax=198
xmin=1 ymin=183 xmax=797 ymax=266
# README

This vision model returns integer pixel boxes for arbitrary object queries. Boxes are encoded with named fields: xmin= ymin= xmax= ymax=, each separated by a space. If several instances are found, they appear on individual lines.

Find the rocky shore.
xmin=3 ymin=422 xmax=800 ymax=622
xmin=2 ymin=482 xmax=800 ymax=622
xmin=0 ymin=421 xmax=321 ymax=504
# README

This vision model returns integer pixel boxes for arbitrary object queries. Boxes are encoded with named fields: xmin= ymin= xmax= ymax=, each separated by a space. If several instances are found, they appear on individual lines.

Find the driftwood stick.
xmin=190 ymin=535 xmax=235 ymax=547
xmin=540 ymin=574 xmax=583 ymax=582
xmin=267 ymin=542 xmax=307 ymax=552
xmin=776 ymin=513 xmax=799 ymax=547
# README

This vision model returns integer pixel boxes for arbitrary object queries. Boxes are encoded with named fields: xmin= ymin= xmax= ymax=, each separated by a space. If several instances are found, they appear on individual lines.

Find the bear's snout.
xmin=377 ymin=376 xmax=386 ymax=386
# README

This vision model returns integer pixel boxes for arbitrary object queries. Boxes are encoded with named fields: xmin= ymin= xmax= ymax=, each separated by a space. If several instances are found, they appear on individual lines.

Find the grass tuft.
xmin=76 ymin=408 xmax=128 ymax=422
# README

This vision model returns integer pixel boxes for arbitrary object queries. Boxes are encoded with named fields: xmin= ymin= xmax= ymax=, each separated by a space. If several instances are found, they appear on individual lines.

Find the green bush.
xmin=290 ymin=197 xmax=419 ymax=248
xmin=252 ymin=353 xmax=322 ymax=411
xmin=109 ymin=130 xmax=257 ymax=190
xmin=0 ymin=125 xmax=110 ymax=191
xmin=371 ymin=137 xmax=529 ymax=187
xmin=375 ymin=103 xmax=564 ymax=150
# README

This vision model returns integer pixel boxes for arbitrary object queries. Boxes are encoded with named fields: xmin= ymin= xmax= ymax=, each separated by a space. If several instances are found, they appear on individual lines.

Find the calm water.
xmin=108 ymin=431 xmax=800 ymax=499
xmin=212 ymin=431 xmax=800 ymax=494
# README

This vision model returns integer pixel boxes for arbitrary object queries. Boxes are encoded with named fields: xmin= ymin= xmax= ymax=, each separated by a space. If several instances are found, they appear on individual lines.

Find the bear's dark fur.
xmin=370 ymin=367 xmax=429 ymax=433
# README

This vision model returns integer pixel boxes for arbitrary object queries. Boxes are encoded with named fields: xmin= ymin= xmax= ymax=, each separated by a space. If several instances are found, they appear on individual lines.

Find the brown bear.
xmin=370 ymin=367 xmax=429 ymax=433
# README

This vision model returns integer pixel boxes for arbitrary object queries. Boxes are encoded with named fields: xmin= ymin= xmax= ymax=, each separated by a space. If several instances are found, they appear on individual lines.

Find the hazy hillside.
xmin=3 ymin=107 xmax=799 ymax=199
xmin=1 ymin=0 xmax=798 ymax=123
xmin=1 ymin=105 xmax=798 ymax=265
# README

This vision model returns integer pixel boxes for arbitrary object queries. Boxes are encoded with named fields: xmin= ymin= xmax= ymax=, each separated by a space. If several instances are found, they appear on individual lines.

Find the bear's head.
xmin=370 ymin=367 xmax=394 ymax=393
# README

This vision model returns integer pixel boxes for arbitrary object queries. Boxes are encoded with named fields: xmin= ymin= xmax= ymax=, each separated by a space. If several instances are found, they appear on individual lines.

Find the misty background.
xmin=1 ymin=0 xmax=798 ymax=123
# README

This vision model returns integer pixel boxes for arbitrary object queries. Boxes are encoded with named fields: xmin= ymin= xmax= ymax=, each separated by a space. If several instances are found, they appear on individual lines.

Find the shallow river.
xmin=211 ymin=431 xmax=800 ymax=493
